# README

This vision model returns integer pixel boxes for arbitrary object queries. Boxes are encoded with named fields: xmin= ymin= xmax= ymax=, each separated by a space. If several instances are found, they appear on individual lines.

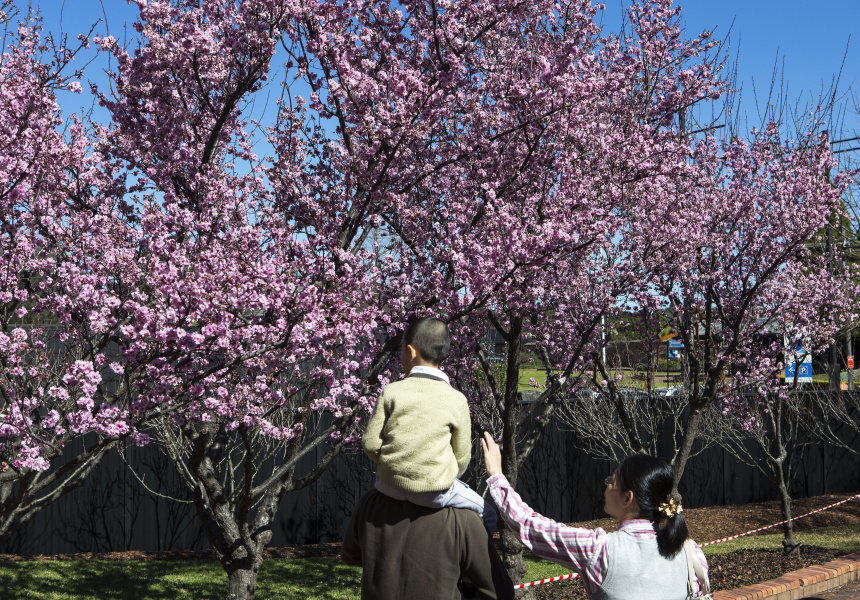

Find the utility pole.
xmin=826 ymin=222 xmax=841 ymax=390
xmin=839 ymin=221 xmax=855 ymax=391
xmin=601 ymin=314 xmax=607 ymax=367
xmin=822 ymin=131 xmax=841 ymax=391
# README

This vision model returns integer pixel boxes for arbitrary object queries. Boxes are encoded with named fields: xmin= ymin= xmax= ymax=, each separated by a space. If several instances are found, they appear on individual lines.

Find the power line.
xmin=832 ymin=136 xmax=860 ymax=145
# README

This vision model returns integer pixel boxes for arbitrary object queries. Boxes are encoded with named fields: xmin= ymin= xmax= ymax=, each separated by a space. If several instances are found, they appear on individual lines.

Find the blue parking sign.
xmin=785 ymin=351 xmax=813 ymax=383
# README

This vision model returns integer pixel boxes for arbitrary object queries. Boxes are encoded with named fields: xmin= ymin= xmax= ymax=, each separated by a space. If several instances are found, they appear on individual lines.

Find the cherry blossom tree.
xmin=85 ymin=2 xmax=389 ymax=597
xmin=87 ymin=0 xmax=730 ymax=594
xmin=0 ymin=1 xmax=135 ymax=541
xmin=655 ymin=127 xmax=853 ymax=488
xmin=1 ymin=8 xmax=384 ymax=593
xmin=711 ymin=388 xmax=827 ymax=555
xmin=558 ymin=123 xmax=856 ymax=510
xmin=83 ymin=0 xmax=666 ymax=596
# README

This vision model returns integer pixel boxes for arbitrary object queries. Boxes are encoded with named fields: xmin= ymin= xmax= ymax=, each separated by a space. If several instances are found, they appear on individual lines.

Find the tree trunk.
xmin=500 ymin=527 xmax=533 ymax=600
xmin=670 ymin=404 xmax=705 ymax=500
xmin=777 ymin=474 xmax=800 ymax=555
xmin=224 ymin=556 xmax=263 ymax=600
xmin=498 ymin=317 xmax=536 ymax=599
xmin=183 ymin=423 xmax=272 ymax=600
xmin=176 ymin=416 xmax=351 ymax=600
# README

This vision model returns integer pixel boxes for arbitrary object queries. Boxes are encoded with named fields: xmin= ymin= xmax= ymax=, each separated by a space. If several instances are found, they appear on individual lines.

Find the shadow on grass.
xmin=1 ymin=554 xmax=560 ymax=599
xmin=0 ymin=560 xmax=225 ymax=600
xmin=0 ymin=557 xmax=362 ymax=600
xmin=257 ymin=558 xmax=361 ymax=600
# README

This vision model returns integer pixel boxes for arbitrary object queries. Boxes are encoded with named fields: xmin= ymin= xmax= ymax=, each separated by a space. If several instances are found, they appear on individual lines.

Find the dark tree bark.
xmin=777 ymin=476 xmax=800 ymax=555
xmin=496 ymin=316 xmax=536 ymax=599
xmin=169 ymin=409 xmax=353 ymax=600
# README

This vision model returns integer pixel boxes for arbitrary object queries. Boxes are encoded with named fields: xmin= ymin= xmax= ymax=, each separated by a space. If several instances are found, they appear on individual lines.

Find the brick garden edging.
xmin=713 ymin=552 xmax=860 ymax=600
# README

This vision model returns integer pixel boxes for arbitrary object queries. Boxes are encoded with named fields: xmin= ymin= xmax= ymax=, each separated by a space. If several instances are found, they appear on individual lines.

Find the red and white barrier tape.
xmin=515 ymin=572 xmax=579 ymax=589
xmin=697 ymin=492 xmax=860 ymax=547
xmin=514 ymin=493 xmax=860 ymax=590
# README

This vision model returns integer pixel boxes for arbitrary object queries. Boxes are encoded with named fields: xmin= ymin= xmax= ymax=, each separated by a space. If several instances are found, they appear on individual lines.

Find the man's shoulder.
xmin=355 ymin=489 xmax=481 ymax=525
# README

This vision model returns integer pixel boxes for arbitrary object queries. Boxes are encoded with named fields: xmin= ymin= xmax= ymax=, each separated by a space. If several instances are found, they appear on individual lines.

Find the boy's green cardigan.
xmin=362 ymin=377 xmax=471 ymax=493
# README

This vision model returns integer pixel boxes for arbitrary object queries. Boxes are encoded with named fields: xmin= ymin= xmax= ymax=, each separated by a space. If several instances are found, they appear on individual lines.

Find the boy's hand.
xmin=481 ymin=431 xmax=503 ymax=477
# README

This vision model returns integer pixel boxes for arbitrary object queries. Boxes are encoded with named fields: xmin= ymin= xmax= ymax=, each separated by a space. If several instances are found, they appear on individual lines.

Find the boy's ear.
xmin=405 ymin=344 xmax=419 ymax=361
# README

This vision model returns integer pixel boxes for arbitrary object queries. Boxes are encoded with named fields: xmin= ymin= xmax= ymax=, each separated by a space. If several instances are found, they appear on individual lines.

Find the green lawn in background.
xmin=515 ymin=365 xmax=851 ymax=392
xmin=516 ymin=368 xmax=683 ymax=391
xmin=700 ymin=522 xmax=860 ymax=556
xmin=3 ymin=523 xmax=858 ymax=599
xmin=519 ymin=368 xmax=547 ymax=389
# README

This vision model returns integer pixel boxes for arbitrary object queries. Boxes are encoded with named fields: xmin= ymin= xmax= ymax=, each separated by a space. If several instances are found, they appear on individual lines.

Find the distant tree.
xmin=710 ymin=389 xmax=821 ymax=555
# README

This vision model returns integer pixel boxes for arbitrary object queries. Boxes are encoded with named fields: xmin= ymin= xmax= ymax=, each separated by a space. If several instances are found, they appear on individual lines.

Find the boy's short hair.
xmin=404 ymin=317 xmax=450 ymax=365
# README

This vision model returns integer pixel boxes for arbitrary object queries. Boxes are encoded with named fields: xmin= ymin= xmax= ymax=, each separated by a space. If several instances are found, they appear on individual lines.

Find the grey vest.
xmin=588 ymin=530 xmax=689 ymax=600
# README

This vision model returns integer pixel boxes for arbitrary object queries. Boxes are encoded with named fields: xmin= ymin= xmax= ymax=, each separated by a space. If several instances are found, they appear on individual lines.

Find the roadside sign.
xmin=785 ymin=359 xmax=812 ymax=382
xmin=668 ymin=340 xmax=684 ymax=349
xmin=785 ymin=339 xmax=812 ymax=383
xmin=849 ymin=356 xmax=855 ymax=369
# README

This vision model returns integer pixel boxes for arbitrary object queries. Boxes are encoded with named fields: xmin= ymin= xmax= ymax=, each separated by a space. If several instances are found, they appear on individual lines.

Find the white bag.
xmin=683 ymin=539 xmax=713 ymax=600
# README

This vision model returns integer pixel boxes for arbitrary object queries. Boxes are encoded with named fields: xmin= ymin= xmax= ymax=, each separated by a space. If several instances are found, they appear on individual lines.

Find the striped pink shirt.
xmin=487 ymin=474 xmax=708 ymax=595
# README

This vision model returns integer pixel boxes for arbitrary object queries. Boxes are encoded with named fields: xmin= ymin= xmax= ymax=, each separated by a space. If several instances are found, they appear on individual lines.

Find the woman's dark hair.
xmin=403 ymin=317 xmax=450 ymax=365
xmin=616 ymin=454 xmax=688 ymax=558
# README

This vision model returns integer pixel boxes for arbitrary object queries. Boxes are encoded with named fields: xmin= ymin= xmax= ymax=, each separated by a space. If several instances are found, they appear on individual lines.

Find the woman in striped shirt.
xmin=481 ymin=432 xmax=709 ymax=599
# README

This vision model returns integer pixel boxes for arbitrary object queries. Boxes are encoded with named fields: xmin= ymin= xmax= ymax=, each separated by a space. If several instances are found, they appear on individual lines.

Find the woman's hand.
xmin=481 ymin=431 xmax=503 ymax=477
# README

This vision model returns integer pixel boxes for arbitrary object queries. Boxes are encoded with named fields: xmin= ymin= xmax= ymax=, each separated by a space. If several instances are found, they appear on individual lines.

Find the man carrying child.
xmin=342 ymin=317 xmax=507 ymax=599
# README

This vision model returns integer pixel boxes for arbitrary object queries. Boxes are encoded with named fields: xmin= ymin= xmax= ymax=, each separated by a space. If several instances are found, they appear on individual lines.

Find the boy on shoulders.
xmin=362 ymin=317 xmax=496 ymax=532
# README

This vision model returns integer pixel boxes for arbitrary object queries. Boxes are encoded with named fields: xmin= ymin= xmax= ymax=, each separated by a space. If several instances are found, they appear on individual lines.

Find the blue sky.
xmin=28 ymin=0 xmax=860 ymax=143
xmin=599 ymin=1 xmax=859 ymax=139
xmin=680 ymin=1 xmax=858 ymax=136
xmin=678 ymin=0 xmax=858 ymax=105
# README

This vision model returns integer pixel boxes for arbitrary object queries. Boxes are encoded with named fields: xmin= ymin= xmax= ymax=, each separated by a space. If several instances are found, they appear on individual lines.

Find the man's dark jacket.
xmin=342 ymin=489 xmax=514 ymax=600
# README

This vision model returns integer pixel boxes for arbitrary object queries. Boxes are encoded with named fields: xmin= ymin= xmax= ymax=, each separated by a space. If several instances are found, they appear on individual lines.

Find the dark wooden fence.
xmin=2 ymin=395 xmax=859 ymax=555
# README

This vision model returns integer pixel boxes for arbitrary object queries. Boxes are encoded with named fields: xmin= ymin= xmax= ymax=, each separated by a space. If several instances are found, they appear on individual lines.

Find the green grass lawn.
xmin=0 ymin=554 xmax=569 ymax=600
xmin=2 ymin=524 xmax=858 ymax=599
xmin=701 ymin=522 xmax=860 ymax=556
xmin=0 ymin=558 xmax=364 ymax=600
xmin=519 ymin=368 xmax=547 ymax=389
xmin=516 ymin=368 xmax=689 ymax=391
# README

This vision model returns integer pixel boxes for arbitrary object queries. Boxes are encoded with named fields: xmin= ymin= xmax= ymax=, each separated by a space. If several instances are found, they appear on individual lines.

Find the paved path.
xmin=814 ymin=579 xmax=860 ymax=599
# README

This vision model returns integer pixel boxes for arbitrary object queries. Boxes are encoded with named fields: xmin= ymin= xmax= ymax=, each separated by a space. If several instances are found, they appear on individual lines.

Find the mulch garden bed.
xmin=1 ymin=491 xmax=858 ymax=598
